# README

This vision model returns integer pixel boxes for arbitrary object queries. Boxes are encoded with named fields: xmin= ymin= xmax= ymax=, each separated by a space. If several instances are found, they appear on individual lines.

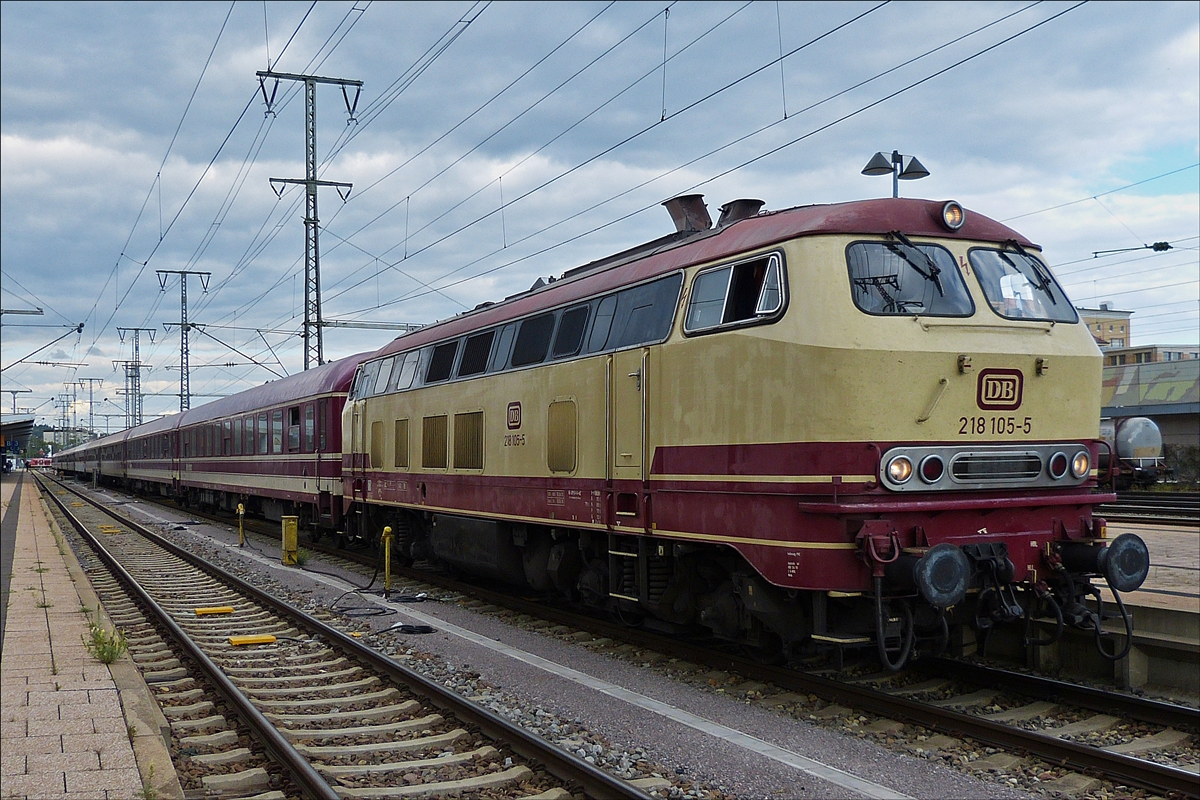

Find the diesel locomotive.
xmin=338 ymin=194 xmax=1150 ymax=668
xmin=56 ymin=193 xmax=1150 ymax=669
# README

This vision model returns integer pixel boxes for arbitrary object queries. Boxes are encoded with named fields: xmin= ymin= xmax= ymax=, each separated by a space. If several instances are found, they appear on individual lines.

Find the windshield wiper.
xmin=886 ymin=231 xmax=944 ymax=296
xmin=1002 ymin=239 xmax=1057 ymax=305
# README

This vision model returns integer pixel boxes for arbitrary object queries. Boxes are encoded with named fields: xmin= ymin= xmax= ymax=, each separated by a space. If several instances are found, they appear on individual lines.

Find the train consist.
xmin=57 ymin=194 xmax=1149 ymax=669
xmin=57 ymin=355 xmax=364 ymax=530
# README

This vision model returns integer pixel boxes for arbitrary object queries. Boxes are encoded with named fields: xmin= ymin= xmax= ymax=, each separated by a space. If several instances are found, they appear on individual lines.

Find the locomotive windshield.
xmin=846 ymin=241 xmax=973 ymax=316
xmin=969 ymin=246 xmax=1078 ymax=323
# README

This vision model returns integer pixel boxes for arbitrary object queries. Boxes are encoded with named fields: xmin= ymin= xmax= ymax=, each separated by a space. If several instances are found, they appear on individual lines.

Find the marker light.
xmin=1048 ymin=451 xmax=1069 ymax=480
xmin=941 ymin=201 xmax=965 ymax=231
xmin=887 ymin=455 xmax=914 ymax=484
xmin=919 ymin=454 xmax=945 ymax=484
xmin=1071 ymin=450 xmax=1091 ymax=479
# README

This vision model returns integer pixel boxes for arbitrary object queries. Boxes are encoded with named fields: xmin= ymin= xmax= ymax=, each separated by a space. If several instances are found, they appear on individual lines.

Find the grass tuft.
xmin=82 ymin=612 xmax=127 ymax=664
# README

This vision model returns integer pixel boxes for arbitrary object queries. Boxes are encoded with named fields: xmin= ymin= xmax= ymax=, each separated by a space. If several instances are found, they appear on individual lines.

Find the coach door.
xmin=609 ymin=345 xmax=649 ymax=485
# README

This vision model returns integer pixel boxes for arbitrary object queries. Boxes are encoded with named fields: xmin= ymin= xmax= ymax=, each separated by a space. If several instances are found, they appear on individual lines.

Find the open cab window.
xmin=685 ymin=253 xmax=785 ymax=334
xmin=846 ymin=240 xmax=973 ymax=317
xmin=968 ymin=246 xmax=1078 ymax=323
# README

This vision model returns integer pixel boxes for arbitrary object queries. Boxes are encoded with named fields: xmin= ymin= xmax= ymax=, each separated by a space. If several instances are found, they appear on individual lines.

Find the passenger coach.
xmin=57 ymin=353 xmax=365 ymax=531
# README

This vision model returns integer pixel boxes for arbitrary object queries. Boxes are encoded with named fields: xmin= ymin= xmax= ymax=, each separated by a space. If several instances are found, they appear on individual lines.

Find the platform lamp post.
xmin=862 ymin=150 xmax=930 ymax=198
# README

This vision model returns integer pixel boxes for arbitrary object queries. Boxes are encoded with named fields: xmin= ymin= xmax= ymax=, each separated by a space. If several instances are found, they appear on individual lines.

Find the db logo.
xmin=977 ymin=369 xmax=1023 ymax=411
xmin=507 ymin=402 xmax=522 ymax=430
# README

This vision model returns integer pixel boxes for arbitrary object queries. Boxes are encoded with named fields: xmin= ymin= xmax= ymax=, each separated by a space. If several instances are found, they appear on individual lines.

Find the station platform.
xmin=1 ymin=471 xmax=181 ymax=800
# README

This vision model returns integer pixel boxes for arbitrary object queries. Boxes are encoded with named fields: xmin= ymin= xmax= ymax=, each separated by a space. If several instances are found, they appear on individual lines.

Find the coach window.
xmin=304 ymin=404 xmax=315 ymax=452
xmin=233 ymin=419 xmax=242 ymax=456
xmin=552 ymin=305 xmax=589 ymax=358
xmin=272 ymin=410 xmax=284 ymax=454
xmin=426 ymin=342 xmax=458 ymax=383
xmin=389 ymin=351 xmax=419 ymax=392
xmin=684 ymin=254 xmax=784 ymax=334
xmin=846 ymin=240 xmax=972 ymax=316
xmin=224 ymin=420 xmax=233 ymax=456
xmin=288 ymin=407 xmax=301 ymax=452
xmin=258 ymin=412 xmax=269 ymax=455
xmin=511 ymin=312 xmax=555 ymax=367
xmin=244 ymin=416 xmax=254 ymax=455
xmin=457 ymin=331 xmax=495 ymax=378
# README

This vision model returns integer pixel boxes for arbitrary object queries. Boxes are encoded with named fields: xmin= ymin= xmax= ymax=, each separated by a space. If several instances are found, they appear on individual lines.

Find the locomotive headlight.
xmin=887 ymin=455 xmax=914 ymax=484
xmin=1071 ymin=450 xmax=1091 ymax=479
xmin=1047 ymin=451 xmax=1069 ymax=480
xmin=941 ymin=201 xmax=965 ymax=231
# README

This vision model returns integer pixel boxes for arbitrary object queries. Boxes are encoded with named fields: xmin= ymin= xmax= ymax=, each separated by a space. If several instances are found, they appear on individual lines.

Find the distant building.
xmin=1076 ymin=302 xmax=1132 ymax=348
xmin=1102 ymin=345 xmax=1200 ymax=367
xmin=1102 ymin=359 xmax=1199 ymax=450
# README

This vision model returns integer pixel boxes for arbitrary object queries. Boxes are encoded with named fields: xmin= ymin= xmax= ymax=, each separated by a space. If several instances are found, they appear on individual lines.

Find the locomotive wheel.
xmin=615 ymin=602 xmax=645 ymax=628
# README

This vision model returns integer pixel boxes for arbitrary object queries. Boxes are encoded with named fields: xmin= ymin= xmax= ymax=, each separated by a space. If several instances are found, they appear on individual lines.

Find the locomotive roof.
xmin=371 ymin=197 xmax=1036 ymax=359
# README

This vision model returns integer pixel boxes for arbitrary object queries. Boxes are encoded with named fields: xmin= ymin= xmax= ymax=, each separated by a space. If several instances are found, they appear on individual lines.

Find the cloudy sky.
xmin=2 ymin=0 xmax=1197 ymax=429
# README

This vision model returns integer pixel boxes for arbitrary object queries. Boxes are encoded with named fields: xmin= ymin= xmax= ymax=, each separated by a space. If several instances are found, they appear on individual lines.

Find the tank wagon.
xmin=341 ymin=195 xmax=1150 ymax=668
xmin=1100 ymin=416 xmax=1169 ymax=488
xmin=55 ymin=353 xmax=365 ymax=529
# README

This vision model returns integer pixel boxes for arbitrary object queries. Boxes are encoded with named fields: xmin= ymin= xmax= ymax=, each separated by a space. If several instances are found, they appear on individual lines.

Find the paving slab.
xmin=0 ymin=476 xmax=183 ymax=800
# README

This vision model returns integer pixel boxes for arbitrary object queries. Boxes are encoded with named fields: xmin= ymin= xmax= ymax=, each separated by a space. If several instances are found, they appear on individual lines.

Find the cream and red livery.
xmin=340 ymin=194 xmax=1149 ymax=667
xmin=55 ymin=353 xmax=364 ymax=530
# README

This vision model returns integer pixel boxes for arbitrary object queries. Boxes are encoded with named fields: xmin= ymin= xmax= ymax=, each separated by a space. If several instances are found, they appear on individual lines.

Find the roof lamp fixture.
xmin=862 ymin=150 xmax=930 ymax=198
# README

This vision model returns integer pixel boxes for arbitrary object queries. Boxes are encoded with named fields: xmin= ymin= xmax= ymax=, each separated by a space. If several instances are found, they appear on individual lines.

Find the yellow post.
xmin=281 ymin=516 xmax=298 ymax=565
xmin=237 ymin=503 xmax=245 ymax=547
xmin=381 ymin=526 xmax=393 ymax=599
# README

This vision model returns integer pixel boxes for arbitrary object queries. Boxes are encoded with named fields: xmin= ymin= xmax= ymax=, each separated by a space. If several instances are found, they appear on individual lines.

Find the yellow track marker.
xmin=229 ymin=634 xmax=276 ymax=646
xmin=195 ymin=606 xmax=235 ymax=616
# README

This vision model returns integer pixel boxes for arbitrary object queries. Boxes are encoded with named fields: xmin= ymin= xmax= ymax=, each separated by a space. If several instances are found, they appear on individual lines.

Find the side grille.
xmin=951 ymin=452 xmax=1041 ymax=481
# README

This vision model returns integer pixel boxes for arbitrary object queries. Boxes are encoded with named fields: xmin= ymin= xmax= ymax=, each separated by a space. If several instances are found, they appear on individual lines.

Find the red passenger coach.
xmin=167 ymin=355 xmax=363 ymax=527
xmin=56 ymin=353 xmax=366 ymax=532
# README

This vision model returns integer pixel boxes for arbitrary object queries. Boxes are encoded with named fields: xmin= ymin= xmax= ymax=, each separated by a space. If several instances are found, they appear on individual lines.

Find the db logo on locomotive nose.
xmin=977 ymin=369 xmax=1023 ymax=411
xmin=507 ymin=402 xmax=522 ymax=430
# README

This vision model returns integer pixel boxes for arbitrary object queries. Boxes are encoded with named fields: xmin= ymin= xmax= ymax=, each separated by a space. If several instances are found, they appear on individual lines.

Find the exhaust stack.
xmin=717 ymin=198 xmax=765 ymax=227
xmin=662 ymin=194 xmax=712 ymax=233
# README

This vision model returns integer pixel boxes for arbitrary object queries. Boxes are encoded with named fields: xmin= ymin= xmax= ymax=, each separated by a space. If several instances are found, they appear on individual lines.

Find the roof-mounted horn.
xmin=662 ymin=194 xmax=712 ymax=233
xmin=717 ymin=198 xmax=765 ymax=227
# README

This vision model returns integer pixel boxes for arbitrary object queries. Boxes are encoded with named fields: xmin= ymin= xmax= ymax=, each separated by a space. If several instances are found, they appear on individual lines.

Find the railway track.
xmin=52 ymin=476 xmax=1200 ymax=798
xmin=35 ymin=473 xmax=649 ymax=800
xmin=1098 ymin=491 xmax=1200 ymax=526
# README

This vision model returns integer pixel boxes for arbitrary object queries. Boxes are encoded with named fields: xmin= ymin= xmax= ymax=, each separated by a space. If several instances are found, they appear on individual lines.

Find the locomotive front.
xmin=657 ymin=198 xmax=1150 ymax=668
